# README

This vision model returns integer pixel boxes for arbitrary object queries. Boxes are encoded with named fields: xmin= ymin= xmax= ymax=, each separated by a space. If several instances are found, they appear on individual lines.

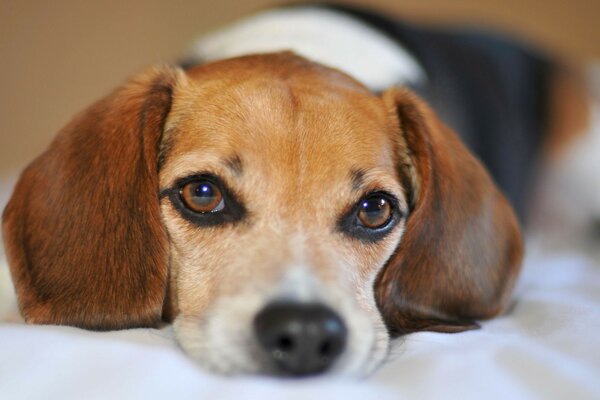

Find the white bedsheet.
xmin=0 ymin=170 xmax=599 ymax=399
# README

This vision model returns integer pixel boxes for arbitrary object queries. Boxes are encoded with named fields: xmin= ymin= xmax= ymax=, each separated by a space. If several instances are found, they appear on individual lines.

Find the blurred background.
xmin=1 ymin=0 xmax=599 ymax=176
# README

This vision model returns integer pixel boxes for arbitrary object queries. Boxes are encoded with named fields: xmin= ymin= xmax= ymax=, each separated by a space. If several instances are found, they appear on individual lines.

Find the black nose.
xmin=253 ymin=302 xmax=347 ymax=376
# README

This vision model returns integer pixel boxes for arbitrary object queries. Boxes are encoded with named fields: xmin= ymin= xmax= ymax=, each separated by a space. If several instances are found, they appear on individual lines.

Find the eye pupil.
xmin=181 ymin=181 xmax=223 ymax=213
xmin=357 ymin=196 xmax=392 ymax=229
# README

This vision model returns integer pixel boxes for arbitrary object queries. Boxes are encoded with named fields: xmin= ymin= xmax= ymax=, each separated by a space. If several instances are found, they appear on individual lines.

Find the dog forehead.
xmin=183 ymin=52 xmax=371 ymax=93
xmin=164 ymin=55 xmax=396 ymax=178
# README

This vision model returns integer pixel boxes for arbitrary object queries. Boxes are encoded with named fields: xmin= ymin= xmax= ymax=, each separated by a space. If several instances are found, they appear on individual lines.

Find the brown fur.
xmin=2 ymin=53 xmax=523 ymax=371
xmin=377 ymin=89 xmax=523 ymax=334
xmin=2 ymin=66 xmax=184 ymax=330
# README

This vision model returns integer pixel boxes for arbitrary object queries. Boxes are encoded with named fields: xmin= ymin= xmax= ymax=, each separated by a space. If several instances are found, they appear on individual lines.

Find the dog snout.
xmin=253 ymin=302 xmax=347 ymax=376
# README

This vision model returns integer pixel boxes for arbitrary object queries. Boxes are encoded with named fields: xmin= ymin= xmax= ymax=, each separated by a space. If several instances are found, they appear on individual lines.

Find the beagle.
xmin=8 ymin=3 xmax=596 ymax=377
xmin=2 ymin=52 xmax=522 ymax=376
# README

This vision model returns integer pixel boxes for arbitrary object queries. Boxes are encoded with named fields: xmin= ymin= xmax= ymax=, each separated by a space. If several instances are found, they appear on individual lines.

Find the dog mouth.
xmin=173 ymin=294 xmax=391 ymax=378
xmin=172 ymin=264 xmax=391 ymax=377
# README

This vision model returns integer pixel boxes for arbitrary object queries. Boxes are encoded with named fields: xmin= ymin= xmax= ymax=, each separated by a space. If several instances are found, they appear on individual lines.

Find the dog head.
xmin=2 ymin=53 xmax=522 ymax=376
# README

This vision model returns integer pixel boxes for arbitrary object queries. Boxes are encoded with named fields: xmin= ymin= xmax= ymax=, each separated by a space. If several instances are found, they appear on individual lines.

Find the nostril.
xmin=319 ymin=339 xmax=333 ymax=358
xmin=253 ymin=302 xmax=347 ymax=376
xmin=276 ymin=335 xmax=294 ymax=353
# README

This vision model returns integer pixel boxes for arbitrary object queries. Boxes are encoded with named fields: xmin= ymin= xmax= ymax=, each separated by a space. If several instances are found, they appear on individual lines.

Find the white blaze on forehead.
xmin=271 ymin=234 xmax=328 ymax=301
xmin=184 ymin=7 xmax=426 ymax=91
xmin=276 ymin=265 xmax=323 ymax=301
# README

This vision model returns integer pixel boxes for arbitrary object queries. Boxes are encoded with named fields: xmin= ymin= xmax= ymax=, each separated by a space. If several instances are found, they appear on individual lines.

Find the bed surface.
xmin=1 ymin=175 xmax=599 ymax=399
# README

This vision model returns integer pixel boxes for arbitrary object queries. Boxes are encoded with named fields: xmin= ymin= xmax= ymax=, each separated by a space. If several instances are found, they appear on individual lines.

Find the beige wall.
xmin=1 ymin=0 xmax=599 ymax=175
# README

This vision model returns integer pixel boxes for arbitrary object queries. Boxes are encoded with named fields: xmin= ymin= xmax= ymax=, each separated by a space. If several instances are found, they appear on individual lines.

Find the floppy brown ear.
xmin=2 ymin=66 xmax=184 ymax=330
xmin=377 ymin=88 xmax=523 ymax=335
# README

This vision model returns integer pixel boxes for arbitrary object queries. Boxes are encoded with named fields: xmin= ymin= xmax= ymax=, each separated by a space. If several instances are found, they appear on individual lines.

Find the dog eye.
xmin=163 ymin=174 xmax=246 ymax=226
xmin=356 ymin=194 xmax=392 ymax=229
xmin=337 ymin=191 xmax=402 ymax=242
xmin=180 ymin=180 xmax=224 ymax=213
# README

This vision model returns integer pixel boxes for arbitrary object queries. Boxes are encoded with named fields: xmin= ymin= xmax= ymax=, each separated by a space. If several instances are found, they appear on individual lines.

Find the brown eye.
xmin=357 ymin=195 xmax=392 ymax=229
xmin=180 ymin=181 xmax=224 ymax=213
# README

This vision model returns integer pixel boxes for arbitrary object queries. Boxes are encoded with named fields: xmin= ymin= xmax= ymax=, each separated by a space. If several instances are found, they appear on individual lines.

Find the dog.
xmin=4 ymin=3 xmax=596 ymax=377
xmin=1 ymin=52 xmax=522 ymax=376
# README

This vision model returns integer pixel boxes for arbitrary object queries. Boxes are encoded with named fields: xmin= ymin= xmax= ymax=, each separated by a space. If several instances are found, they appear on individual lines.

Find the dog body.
xmin=187 ymin=4 xmax=600 ymax=231
xmin=12 ymin=3 xmax=599 ymax=377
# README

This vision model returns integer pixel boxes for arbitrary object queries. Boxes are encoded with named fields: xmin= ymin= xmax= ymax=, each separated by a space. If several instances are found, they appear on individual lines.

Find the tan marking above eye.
xmin=357 ymin=196 xmax=392 ymax=229
xmin=181 ymin=181 xmax=224 ymax=213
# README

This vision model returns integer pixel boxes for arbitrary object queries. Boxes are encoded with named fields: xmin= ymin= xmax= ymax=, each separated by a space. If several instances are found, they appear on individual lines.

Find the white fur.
xmin=531 ymin=95 xmax=600 ymax=255
xmin=184 ymin=7 xmax=426 ymax=91
xmin=560 ymin=100 xmax=600 ymax=218
xmin=0 ymin=257 xmax=20 ymax=323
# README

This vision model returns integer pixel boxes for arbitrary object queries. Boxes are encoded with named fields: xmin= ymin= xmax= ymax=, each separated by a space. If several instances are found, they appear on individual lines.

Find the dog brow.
xmin=225 ymin=154 xmax=243 ymax=176
xmin=350 ymin=168 xmax=367 ymax=192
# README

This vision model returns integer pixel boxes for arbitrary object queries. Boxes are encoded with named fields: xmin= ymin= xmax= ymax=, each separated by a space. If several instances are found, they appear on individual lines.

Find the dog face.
xmin=159 ymin=56 xmax=408 ymax=375
xmin=2 ymin=53 xmax=523 ymax=377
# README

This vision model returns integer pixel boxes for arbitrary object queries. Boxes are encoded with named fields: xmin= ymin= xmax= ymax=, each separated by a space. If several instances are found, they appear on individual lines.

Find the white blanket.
xmin=1 ymin=172 xmax=599 ymax=399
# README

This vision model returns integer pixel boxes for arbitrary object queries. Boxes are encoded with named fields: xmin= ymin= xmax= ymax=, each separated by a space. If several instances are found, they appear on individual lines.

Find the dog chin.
xmin=172 ymin=293 xmax=390 ymax=377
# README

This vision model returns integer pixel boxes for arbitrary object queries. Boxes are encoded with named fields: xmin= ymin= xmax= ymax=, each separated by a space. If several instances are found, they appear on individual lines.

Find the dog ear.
xmin=377 ymin=88 xmax=523 ymax=335
xmin=2 ymin=66 xmax=185 ymax=330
